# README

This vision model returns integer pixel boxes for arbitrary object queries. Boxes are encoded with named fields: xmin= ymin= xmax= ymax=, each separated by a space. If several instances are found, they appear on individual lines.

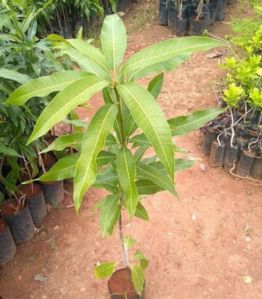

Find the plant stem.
xmin=229 ymin=107 xmax=235 ymax=147
xmin=217 ymin=107 xmax=253 ymax=145
xmin=119 ymin=196 xmax=129 ymax=267
xmin=114 ymin=86 xmax=129 ymax=267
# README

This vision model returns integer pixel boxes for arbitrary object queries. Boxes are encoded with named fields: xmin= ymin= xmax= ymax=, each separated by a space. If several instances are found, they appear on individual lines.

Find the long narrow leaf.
xmin=74 ymin=104 xmax=118 ymax=211
xmin=39 ymin=153 xmax=79 ymax=182
xmin=66 ymin=39 xmax=111 ymax=79
xmin=39 ymin=151 xmax=115 ymax=182
xmin=136 ymin=179 xmax=164 ymax=195
xmin=168 ymin=108 xmax=226 ymax=136
xmin=117 ymin=83 xmax=174 ymax=179
xmin=6 ymin=71 xmax=90 ymax=105
xmin=28 ymin=76 xmax=109 ymax=143
xmin=41 ymin=133 xmax=83 ymax=153
xmin=116 ymin=148 xmax=138 ymax=216
xmin=131 ymin=265 xmax=144 ymax=295
xmin=136 ymin=162 xmax=175 ymax=195
xmin=130 ymin=54 xmax=191 ymax=80
xmin=94 ymin=167 xmax=118 ymax=192
xmin=0 ymin=68 xmax=31 ymax=84
xmin=100 ymin=14 xmax=127 ymax=75
xmin=121 ymin=37 xmax=224 ymax=80
xmin=99 ymin=193 xmax=120 ymax=236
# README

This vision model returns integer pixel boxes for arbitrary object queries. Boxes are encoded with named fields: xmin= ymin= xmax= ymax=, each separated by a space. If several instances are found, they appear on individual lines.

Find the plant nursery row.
xmin=201 ymin=4 xmax=262 ymax=180
xmin=160 ymin=0 xmax=237 ymax=36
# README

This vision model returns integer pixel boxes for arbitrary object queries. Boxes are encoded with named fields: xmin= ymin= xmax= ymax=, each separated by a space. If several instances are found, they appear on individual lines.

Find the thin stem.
xmin=217 ymin=107 xmax=253 ymax=145
xmin=114 ymin=87 xmax=129 ymax=267
xmin=119 ymin=202 xmax=129 ymax=267
xmin=36 ymin=146 xmax=46 ymax=173
xmin=229 ymin=108 xmax=235 ymax=147
xmin=22 ymin=154 xmax=33 ymax=193
xmin=208 ymin=32 xmax=239 ymax=59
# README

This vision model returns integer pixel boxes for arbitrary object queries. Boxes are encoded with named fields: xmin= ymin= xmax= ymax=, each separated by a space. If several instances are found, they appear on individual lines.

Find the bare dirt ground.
xmin=1 ymin=1 xmax=262 ymax=299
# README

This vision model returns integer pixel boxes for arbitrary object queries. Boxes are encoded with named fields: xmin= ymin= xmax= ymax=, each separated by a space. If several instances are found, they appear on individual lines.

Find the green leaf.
xmin=134 ymin=145 xmax=148 ymax=162
xmin=115 ymin=148 xmax=138 ymax=216
xmin=39 ymin=151 xmax=115 ymax=182
xmin=0 ymin=68 xmax=31 ymax=85
xmin=150 ymin=159 xmax=195 ymax=173
xmin=168 ymin=108 xmax=226 ymax=136
xmin=117 ymin=83 xmax=174 ymax=179
xmin=99 ymin=193 xmax=120 ymax=236
xmin=41 ymin=133 xmax=83 ymax=153
xmin=121 ymin=37 xmax=225 ymax=80
xmin=74 ymin=104 xmax=118 ymax=212
xmin=96 ymin=152 xmax=116 ymax=167
xmin=65 ymin=39 xmax=111 ymax=79
xmin=39 ymin=153 xmax=79 ymax=182
xmin=147 ymin=73 xmax=164 ymax=99
xmin=6 ymin=71 xmax=90 ymax=105
xmin=28 ymin=75 xmax=109 ymax=144
xmin=131 ymin=265 xmax=144 ymax=295
xmin=63 ymin=119 xmax=87 ymax=129
xmin=94 ymin=262 xmax=117 ymax=279
xmin=132 ymin=54 xmax=191 ymax=80
xmin=100 ymin=14 xmax=127 ymax=75
xmin=136 ymin=162 xmax=175 ymax=195
xmin=94 ymin=167 xmax=118 ymax=191
xmin=0 ymin=144 xmax=20 ymax=157
xmin=134 ymin=251 xmax=149 ymax=270
xmin=135 ymin=202 xmax=149 ymax=221
xmin=124 ymin=236 xmax=136 ymax=249
xmin=136 ymin=179 xmax=164 ymax=195
xmin=130 ymin=134 xmax=150 ymax=147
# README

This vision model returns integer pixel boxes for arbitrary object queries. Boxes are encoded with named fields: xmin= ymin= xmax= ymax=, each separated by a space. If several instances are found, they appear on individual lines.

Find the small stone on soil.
xmin=34 ymin=274 xmax=48 ymax=282
xmin=245 ymin=236 xmax=251 ymax=242
xmin=199 ymin=163 xmax=207 ymax=172
xmin=243 ymin=276 xmax=252 ymax=284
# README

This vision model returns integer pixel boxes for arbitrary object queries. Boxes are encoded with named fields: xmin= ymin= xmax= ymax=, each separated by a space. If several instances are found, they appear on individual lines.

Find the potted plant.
xmin=0 ymin=2 xmax=70 ymax=206
xmin=189 ymin=0 xmax=211 ymax=36
xmin=0 ymin=165 xmax=36 ymax=244
xmin=159 ymin=0 xmax=169 ymax=26
xmin=6 ymin=14 xmax=224 ymax=296
xmin=174 ymin=0 xmax=189 ymax=36
xmin=0 ymin=216 xmax=16 ymax=265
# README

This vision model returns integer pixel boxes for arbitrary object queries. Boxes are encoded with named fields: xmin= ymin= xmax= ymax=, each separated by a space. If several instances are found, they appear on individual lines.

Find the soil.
xmin=1 ymin=1 xmax=262 ymax=299
xmin=41 ymin=153 xmax=57 ymax=170
xmin=0 ymin=200 xmax=21 ymax=217
xmin=0 ymin=219 xmax=6 ymax=233
xmin=108 ymin=268 xmax=137 ymax=297
xmin=18 ymin=184 xmax=42 ymax=199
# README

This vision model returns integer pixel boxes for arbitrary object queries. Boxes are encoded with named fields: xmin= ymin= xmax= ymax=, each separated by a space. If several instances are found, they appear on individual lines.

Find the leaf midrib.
xmin=8 ymin=72 xmax=89 ymax=104
xmin=102 ymin=194 xmax=119 ymax=235
xmin=122 ymin=149 xmax=136 ymax=214
xmin=31 ymin=79 xmax=107 ymax=142
xmin=137 ymin=164 xmax=174 ymax=193
xmin=170 ymin=109 xmax=224 ymax=134
xmin=121 ymin=85 xmax=173 ymax=177
xmin=77 ymin=106 xmax=115 ymax=198
xmin=124 ymin=40 xmax=216 ymax=73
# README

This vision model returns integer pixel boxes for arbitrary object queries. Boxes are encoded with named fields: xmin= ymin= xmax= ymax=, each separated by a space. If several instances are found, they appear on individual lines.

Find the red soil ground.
xmin=1 ymin=1 xmax=261 ymax=299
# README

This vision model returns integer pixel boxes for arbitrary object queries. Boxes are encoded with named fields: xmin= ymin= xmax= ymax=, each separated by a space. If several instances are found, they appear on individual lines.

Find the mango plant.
xmin=6 ymin=14 xmax=224 ymax=295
